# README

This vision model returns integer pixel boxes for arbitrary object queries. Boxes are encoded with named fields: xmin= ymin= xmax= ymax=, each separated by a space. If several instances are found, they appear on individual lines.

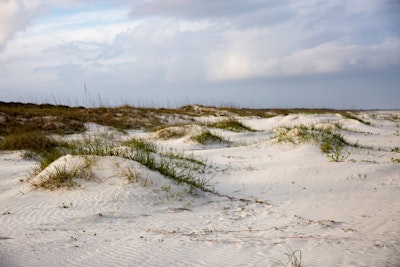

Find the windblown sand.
xmin=1 ymin=111 xmax=399 ymax=266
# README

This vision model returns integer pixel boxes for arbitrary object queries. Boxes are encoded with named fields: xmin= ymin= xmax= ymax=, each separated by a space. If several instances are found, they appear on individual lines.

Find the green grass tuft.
xmin=32 ymin=158 xmax=95 ymax=190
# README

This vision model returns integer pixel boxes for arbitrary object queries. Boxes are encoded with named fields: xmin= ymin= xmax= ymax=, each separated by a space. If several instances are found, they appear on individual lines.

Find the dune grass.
xmin=20 ymin=131 xmax=212 ymax=192
xmin=209 ymin=118 xmax=255 ymax=132
xmin=0 ymin=101 xmax=385 ymax=191
xmin=122 ymin=137 xmax=211 ymax=191
xmin=0 ymin=130 xmax=58 ymax=152
xmin=33 ymin=161 xmax=94 ymax=190
xmin=0 ymin=130 xmax=75 ymax=170
xmin=190 ymin=130 xmax=228 ymax=144
xmin=1 ymin=101 xmax=364 ymax=135
xmin=153 ymin=125 xmax=188 ymax=140
xmin=272 ymin=123 xmax=357 ymax=162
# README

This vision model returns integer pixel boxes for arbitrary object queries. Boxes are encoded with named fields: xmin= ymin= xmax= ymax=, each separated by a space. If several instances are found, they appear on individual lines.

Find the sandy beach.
xmin=0 ymin=108 xmax=399 ymax=266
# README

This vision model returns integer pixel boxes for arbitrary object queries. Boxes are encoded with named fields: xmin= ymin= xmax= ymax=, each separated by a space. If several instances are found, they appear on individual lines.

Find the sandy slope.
xmin=0 ymin=111 xmax=399 ymax=266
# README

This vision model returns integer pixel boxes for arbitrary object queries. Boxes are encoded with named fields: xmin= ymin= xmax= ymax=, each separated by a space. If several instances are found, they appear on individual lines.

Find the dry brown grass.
xmin=0 ymin=101 xmax=357 ymax=139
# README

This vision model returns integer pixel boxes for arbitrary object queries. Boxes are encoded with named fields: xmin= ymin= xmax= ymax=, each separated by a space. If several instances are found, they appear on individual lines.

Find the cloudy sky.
xmin=0 ymin=0 xmax=399 ymax=108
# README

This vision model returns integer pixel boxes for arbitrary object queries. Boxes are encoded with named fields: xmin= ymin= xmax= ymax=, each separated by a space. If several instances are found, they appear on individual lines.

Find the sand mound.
xmin=1 ymin=111 xmax=399 ymax=266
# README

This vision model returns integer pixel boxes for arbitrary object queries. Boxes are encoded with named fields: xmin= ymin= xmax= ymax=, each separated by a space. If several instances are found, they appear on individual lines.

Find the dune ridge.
xmin=0 ymin=105 xmax=399 ymax=266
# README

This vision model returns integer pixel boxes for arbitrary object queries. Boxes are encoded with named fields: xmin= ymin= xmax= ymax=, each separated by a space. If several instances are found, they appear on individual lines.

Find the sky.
xmin=0 ymin=0 xmax=399 ymax=109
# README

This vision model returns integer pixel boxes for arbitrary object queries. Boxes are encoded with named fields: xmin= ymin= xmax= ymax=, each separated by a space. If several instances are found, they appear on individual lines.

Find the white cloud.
xmin=0 ymin=0 xmax=38 ymax=51
xmin=0 ymin=0 xmax=399 ymax=108
xmin=207 ymin=37 xmax=400 ymax=81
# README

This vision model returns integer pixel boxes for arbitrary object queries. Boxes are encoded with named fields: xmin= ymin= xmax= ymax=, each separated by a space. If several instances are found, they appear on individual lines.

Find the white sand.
xmin=0 ymin=111 xmax=399 ymax=266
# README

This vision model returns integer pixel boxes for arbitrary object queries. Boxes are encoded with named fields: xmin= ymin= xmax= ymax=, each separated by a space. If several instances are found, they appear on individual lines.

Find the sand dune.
xmin=0 ymin=110 xmax=399 ymax=266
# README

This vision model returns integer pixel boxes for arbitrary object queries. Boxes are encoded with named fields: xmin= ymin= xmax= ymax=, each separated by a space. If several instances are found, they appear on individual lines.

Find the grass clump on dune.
xmin=122 ymin=137 xmax=211 ymax=191
xmin=47 ymin=136 xmax=212 ymax=192
xmin=154 ymin=125 xmax=188 ymax=140
xmin=190 ymin=130 xmax=227 ymax=144
xmin=31 ymin=156 xmax=95 ymax=190
xmin=38 ymin=166 xmax=78 ymax=190
xmin=210 ymin=118 xmax=255 ymax=132
xmin=272 ymin=123 xmax=354 ymax=162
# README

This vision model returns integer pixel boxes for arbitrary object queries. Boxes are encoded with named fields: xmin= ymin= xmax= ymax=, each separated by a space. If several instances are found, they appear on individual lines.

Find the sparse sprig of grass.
xmin=272 ymin=245 xmax=303 ymax=267
xmin=123 ymin=167 xmax=139 ymax=183
xmin=284 ymin=246 xmax=302 ymax=267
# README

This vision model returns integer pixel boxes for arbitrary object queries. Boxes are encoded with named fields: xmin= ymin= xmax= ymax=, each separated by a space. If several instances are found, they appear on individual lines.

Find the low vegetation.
xmin=0 ymin=130 xmax=58 ymax=153
xmin=190 ymin=130 xmax=228 ymax=144
xmin=0 ymin=101 xmax=396 ymax=192
xmin=272 ymin=123 xmax=358 ymax=161
xmin=209 ymin=118 xmax=255 ymax=132
xmin=24 ymin=132 xmax=212 ymax=192
xmin=0 ymin=130 xmax=74 ymax=170
xmin=32 ymin=161 xmax=95 ymax=190
xmin=392 ymin=158 xmax=400 ymax=163
xmin=154 ymin=125 xmax=188 ymax=140
xmin=122 ymin=137 xmax=211 ymax=191
xmin=271 ymin=245 xmax=303 ymax=267
xmin=1 ymin=101 xmax=367 ymax=136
